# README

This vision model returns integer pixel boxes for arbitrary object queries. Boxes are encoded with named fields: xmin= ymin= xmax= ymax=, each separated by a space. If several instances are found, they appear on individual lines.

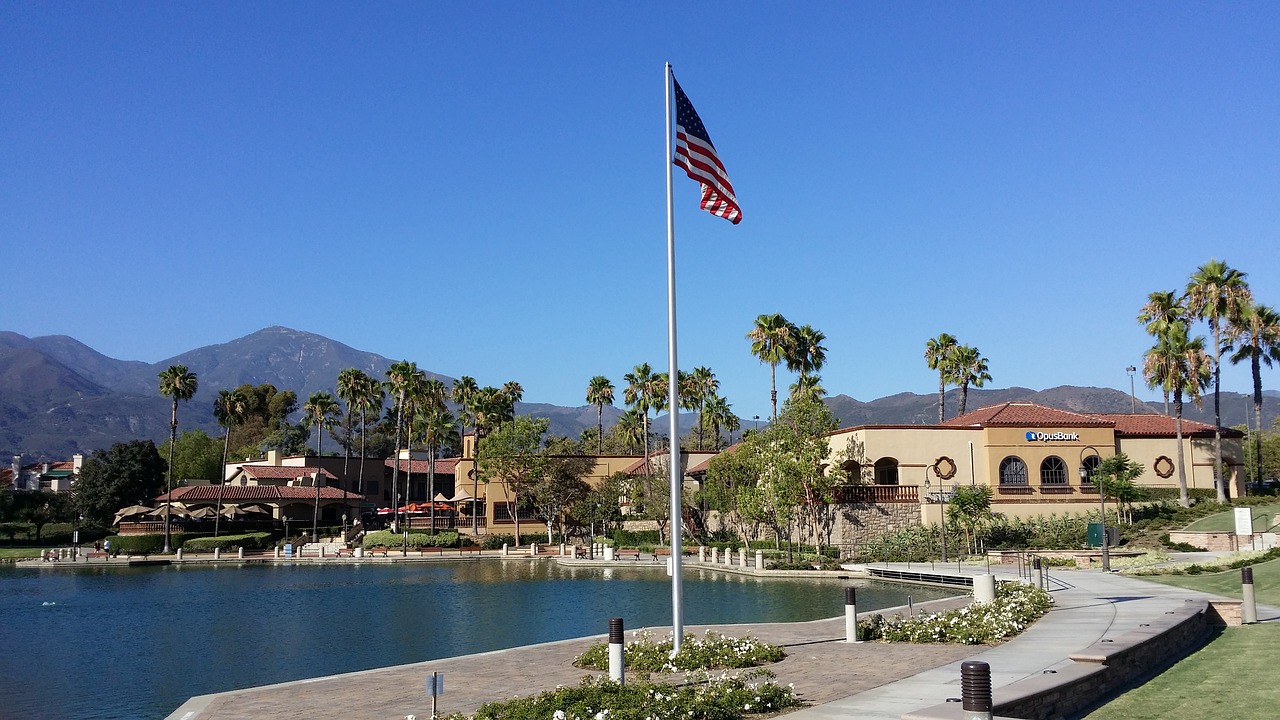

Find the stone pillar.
xmin=502 ymin=543 xmax=509 ymax=557
xmin=698 ymin=546 xmax=706 ymax=563
xmin=238 ymin=547 xmax=245 ymax=560
xmin=755 ymin=550 xmax=764 ymax=569
xmin=973 ymin=574 xmax=996 ymax=604
xmin=604 ymin=546 xmax=615 ymax=561
xmin=176 ymin=548 xmax=184 ymax=561
xmin=738 ymin=548 xmax=747 ymax=567
xmin=214 ymin=547 xmax=221 ymax=560
xmin=711 ymin=547 xmax=719 ymax=564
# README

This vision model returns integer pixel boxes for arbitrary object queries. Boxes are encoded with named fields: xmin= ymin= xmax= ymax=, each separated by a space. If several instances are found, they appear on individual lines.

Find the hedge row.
xmin=361 ymin=530 xmax=461 ymax=549
xmin=183 ymin=532 xmax=273 ymax=552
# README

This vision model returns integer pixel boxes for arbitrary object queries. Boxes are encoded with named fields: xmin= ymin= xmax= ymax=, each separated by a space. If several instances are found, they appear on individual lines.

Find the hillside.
xmin=3 ymin=327 xmax=1277 ymax=460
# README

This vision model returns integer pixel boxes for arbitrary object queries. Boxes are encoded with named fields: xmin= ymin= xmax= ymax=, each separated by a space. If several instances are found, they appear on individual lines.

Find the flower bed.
xmin=862 ymin=580 xmax=1052 ymax=644
xmin=573 ymin=630 xmax=785 ymax=673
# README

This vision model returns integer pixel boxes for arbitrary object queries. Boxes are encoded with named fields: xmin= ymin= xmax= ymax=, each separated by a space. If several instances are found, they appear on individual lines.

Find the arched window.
xmin=1081 ymin=455 xmax=1103 ymax=484
xmin=874 ymin=457 xmax=899 ymax=485
xmin=999 ymin=456 xmax=1028 ymax=486
xmin=841 ymin=459 xmax=865 ymax=483
xmin=1040 ymin=456 xmax=1067 ymax=485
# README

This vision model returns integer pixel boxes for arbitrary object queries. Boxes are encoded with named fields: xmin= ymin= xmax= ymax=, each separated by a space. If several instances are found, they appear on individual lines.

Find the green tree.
xmin=947 ymin=484 xmax=993 ymax=555
xmin=303 ymin=391 xmax=341 ymax=541
xmin=1229 ymin=302 xmax=1280 ymax=486
xmin=1186 ymin=259 xmax=1252 ymax=502
xmin=384 ymin=360 xmax=423 ymax=529
xmin=786 ymin=324 xmax=827 ymax=389
xmin=335 ymin=368 xmax=366 ymax=476
xmin=158 ymin=364 xmax=198 ymax=552
xmin=477 ymin=415 xmax=550 ymax=543
xmin=924 ymin=333 xmax=958 ymax=422
xmin=788 ymin=373 xmax=825 ymax=403
xmin=529 ymin=436 xmax=594 ymax=542
xmin=348 ymin=371 xmax=385 ymax=496
xmin=772 ymin=393 xmax=840 ymax=554
xmin=747 ymin=313 xmax=794 ymax=422
xmin=623 ymin=363 xmax=662 ymax=474
xmin=951 ymin=344 xmax=992 ymax=417
xmin=702 ymin=394 xmax=735 ymax=450
xmin=1143 ymin=319 xmax=1211 ymax=507
xmin=571 ymin=471 xmax=628 ymax=538
xmin=451 ymin=375 xmax=481 ymax=532
xmin=687 ymin=367 xmax=719 ymax=451
xmin=414 ymin=405 xmax=458 ymax=530
xmin=1090 ymin=452 xmax=1146 ymax=524
xmin=15 ymin=490 xmax=73 ymax=541
xmin=73 ymin=440 xmax=167 ymax=525
xmin=586 ymin=375 xmax=615 ymax=455
xmin=157 ymin=429 xmax=222 ymax=482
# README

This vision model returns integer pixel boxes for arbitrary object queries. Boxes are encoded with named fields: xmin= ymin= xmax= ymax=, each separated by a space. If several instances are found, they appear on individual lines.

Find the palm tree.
xmin=1137 ymin=291 xmax=1186 ymax=414
xmin=451 ymin=375 xmax=480 ymax=532
xmin=951 ymin=345 xmax=992 ymax=416
xmin=747 ymin=313 xmax=794 ymax=422
xmin=414 ymin=406 xmax=458 ymax=531
xmin=787 ymin=324 xmax=827 ymax=384
xmin=585 ymin=376 xmax=615 ymax=454
xmin=703 ymin=394 xmax=735 ymax=449
xmin=303 ymin=391 xmax=340 ymax=542
xmin=1229 ymin=302 xmax=1280 ymax=487
xmin=351 ymin=372 xmax=385 ymax=498
xmin=624 ymin=363 xmax=662 ymax=474
xmin=335 ymin=368 xmax=365 ymax=477
xmin=1186 ymin=259 xmax=1252 ymax=502
xmin=384 ymin=361 xmax=421 ymax=530
xmin=501 ymin=381 xmax=524 ymax=424
xmin=1143 ymin=320 xmax=1211 ymax=507
xmin=158 ymin=364 xmax=198 ymax=553
xmin=789 ymin=373 xmax=826 ymax=402
xmin=613 ymin=408 xmax=646 ymax=453
xmin=212 ymin=388 xmax=248 ymax=538
xmin=924 ymin=333 xmax=958 ymax=422
xmin=686 ymin=367 xmax=718 ymax=451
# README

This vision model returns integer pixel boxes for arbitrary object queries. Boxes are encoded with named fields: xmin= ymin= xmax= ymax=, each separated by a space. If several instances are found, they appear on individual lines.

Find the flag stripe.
xmin=671 ymin=75 xmax=741 ymax=224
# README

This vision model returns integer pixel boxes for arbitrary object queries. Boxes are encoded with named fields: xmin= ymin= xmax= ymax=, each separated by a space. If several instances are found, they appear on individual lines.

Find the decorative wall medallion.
xmin=1153 ymin=455 xmax=1175 ymax=478
xmin=934 ymin=456 xmax=957 ymax=480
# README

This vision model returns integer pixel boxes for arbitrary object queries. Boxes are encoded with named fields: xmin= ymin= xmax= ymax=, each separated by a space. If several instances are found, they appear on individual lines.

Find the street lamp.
xmin=924 ymin=464 xmax=947 ymax=563
xmin=753 ymin=415 xmax=760 ymax=433
xmin=1126 ymin=366 xmax=1137 ymax=413
xmin=1079 ymin=445 xmax=1110 ymax=572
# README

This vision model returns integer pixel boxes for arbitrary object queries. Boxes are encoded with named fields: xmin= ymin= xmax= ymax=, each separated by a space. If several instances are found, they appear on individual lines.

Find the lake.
xmin=0 ymin=560 xmax=955 ymax=720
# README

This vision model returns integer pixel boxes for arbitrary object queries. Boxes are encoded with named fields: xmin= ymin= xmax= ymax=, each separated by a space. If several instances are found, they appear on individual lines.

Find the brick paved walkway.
xmin=168 ymin=596 xmax=974 ymax=720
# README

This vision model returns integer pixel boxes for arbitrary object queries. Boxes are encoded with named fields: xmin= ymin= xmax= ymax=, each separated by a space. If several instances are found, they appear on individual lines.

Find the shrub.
xmin=361 ymin=530 xmax=461 ymax=549
xmin=466 ymin=671 xmax=798 ymax=720
xmin=105 ymin=533 xmax=180 ymax=555
xmin=482 ymin=534 xmax=515 ymax=550
xmin=183 ymin=532 xmax=273 ymax=552
xmin=574 ymin=630 xmax=785 ymax=672
xmin=862 ymin=581 xmax=1052 ymax=645
xmin=611 ymin=529 xmax=662 ymax=547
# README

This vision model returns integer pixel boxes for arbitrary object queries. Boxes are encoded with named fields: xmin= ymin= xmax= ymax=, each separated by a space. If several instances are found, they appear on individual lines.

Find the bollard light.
xmin=845 ymin=587 xmax=860 ymax=643
xmin=608 ymin=617 xmax=625 ymax=684
xmin=961 ymin=660 xmax=993 ymax=720
xmin=1242 ymin=566 xmax=1258 ymax=624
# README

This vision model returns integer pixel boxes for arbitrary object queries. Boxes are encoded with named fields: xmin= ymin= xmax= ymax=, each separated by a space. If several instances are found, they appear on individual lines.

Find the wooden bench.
xmin=417 ymin=547 xmax=445 ymax=557
xmin=125 ymin=550 xmax=149 ymax=560
xmin=367 ymin=546 xmax=389 ymax=557
xmin=336 ymin=547 xmax=354 ymax=558
xmin=616 ymin=549 xmax=640 ymax=560
xmin=86 ymin=551 xmax=109 ymax=561
xmin=458 ymin=545 xmax=483 ymax=555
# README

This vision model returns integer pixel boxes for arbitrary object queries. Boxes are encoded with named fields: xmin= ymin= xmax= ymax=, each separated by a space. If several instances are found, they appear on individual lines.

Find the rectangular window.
xmin=366 ymin=480 xmax=380 ymax=495
xmin=492 ymin=502 xmax=534 ymax=524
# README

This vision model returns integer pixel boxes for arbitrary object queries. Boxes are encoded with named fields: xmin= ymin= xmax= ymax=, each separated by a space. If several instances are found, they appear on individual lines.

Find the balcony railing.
xmin=833 ymin=484 xmax=920 ymax=504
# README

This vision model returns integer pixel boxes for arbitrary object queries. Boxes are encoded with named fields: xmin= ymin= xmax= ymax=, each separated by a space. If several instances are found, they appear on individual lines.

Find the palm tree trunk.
xmin=959 ymin=382 xmax=970 ymax=416
xmin=1213 ymin=321 xmax=1226 ymax=503
xmin=770 ymin=364 xmax=778 ymax=422
xmin=938 ymin=373 xmax=946 ymax=422
xmin=596 ymin=403 xmax=603 ymax=455
xmin=1174 ymin=391 xmax=1190 ymax=508
xmin=391 ymin=394 xmax=403 ymax=531
xmin=312 ymin=422 xmax=323 ymax=542
xmin=216 ymin=425 xmax=231 ymax=538
xmin=1253 ymin=354 xmax=1263 ymax=487
xmin=164 ymin=401 xmax=177 ymax=553
xmin=428 ymin=444 xmax=436 ymax=532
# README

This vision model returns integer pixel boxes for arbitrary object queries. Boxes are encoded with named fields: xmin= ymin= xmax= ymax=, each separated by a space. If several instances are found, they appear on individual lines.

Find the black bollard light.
xmin=961 ymin=660 xmax=993 ymax=720
xmin=1242 ymin=567 xmax=1257 ymax=624
xmin=609 ymin=617 xmax=625 ymax=684
xmin=845 ymin=587 xmax=860 ymax=643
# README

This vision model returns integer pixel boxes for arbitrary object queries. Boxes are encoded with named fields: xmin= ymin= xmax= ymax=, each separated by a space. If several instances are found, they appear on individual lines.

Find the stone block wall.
xmin=831 ymin=502 xmax=922 ymax=554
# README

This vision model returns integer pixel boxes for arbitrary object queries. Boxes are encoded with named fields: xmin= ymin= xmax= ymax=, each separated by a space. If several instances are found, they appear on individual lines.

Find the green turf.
xmin=0 ymin=548 xmax=41 ymax=559
xmin=1083 ymin=624 xmax=1280 ymax=719
xmin=1182 ymin=504 xmax=1280 ymax=532
xmin=1143 ymin=557 xmax=1280 ymax=607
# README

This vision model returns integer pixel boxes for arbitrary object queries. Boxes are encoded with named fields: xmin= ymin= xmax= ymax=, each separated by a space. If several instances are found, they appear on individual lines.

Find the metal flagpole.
xmin=664 ymin=61 xmax=684 ymax=655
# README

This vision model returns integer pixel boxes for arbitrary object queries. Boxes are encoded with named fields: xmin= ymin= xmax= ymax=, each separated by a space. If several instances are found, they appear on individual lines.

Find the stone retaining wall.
xmin=903 ymin=600 xmax=1215 ymax=720
xmin=832 ymin=502 xmax=921 ymax=553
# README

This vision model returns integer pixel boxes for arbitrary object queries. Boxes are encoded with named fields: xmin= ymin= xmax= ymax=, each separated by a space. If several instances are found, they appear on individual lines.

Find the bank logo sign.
xmin=1025 ymin=431 xmax=1080 ymax=442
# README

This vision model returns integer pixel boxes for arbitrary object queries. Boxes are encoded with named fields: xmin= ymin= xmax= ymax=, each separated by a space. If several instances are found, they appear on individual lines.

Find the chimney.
xmin=267 ymin=449 xmax=280 ymax=466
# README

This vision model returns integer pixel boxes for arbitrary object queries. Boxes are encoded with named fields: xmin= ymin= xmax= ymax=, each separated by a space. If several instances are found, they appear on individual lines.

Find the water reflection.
xmin=0 ymin=561 xmax=954 ymax=720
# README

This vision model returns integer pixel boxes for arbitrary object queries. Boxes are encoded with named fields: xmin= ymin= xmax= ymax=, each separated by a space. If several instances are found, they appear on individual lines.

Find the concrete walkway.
xmin=166 ymin=560 xmax=1278 ymax=720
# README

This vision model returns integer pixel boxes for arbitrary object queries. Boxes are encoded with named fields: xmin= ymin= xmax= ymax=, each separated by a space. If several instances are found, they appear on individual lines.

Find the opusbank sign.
xmin=1025 ymin=431 xmax=1080 ymax=442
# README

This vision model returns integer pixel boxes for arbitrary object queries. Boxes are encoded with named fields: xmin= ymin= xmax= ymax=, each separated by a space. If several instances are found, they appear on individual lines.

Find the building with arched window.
xmin=825 ymin=402 xmax=1244 ymax=526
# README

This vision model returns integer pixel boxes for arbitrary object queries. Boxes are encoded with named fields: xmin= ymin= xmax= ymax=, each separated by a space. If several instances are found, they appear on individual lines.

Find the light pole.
xmin=1126 ymin=366 xmax=1137 ymax=413
xmin=924 ymin=465 xmax=947 ymax=563
xmin=1079 ymin=445 xmax=1109 ymax=572
xmin=753 ymin=415 xmax=760 ymax=433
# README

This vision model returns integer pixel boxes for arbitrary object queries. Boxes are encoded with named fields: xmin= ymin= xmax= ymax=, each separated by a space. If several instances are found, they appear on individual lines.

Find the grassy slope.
xmin=1182 ymin=504 xmax=1280 ymax=532
xmin=1083 ymin=624 xmax=1280 ymax=719
xmin=1142 ymin=558 xmax=1280 ymax=606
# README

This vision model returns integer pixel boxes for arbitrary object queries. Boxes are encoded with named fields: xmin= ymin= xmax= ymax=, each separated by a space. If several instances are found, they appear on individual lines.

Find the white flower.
xmin=554 ymin=711 xmax=566 ymax=720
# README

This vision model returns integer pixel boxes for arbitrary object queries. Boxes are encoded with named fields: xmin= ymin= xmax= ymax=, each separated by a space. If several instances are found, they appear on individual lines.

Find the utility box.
xmin=1087 ymin=524 xmax=1120 ymax=548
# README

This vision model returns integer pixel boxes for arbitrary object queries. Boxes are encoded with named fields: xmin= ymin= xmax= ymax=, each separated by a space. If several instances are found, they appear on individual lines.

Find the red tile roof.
xmin=1098 ymin=413 xmax=1240 ymax=438
xmin=158 ymin=485 xmax=362 ymax=502
xmin=385 ymin=458 xmax=460 ymax=473
xmin=239 ymin=466 xmax=336 ymax=481
xmin=940 ymin=403 xmax=1113 ymax=428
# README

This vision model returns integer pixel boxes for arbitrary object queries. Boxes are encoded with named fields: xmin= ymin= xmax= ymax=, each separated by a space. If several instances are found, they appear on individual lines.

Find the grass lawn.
xmin=1083 ymin=624 xmax=1280 ymax=719
xmin=1182 ymin=504 xmax=1280 ymax=532
xmin=0 ymin=548 xmax=41 ymax=559
xmin=1142 ymin=558 xmax=1280 ymax=607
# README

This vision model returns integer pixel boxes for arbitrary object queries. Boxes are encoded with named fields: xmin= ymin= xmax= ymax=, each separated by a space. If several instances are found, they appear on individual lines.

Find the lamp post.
xmin=924 ymin=465 xmax=947 ymax=563
xmin=1079 ymin=445 xmax=1109 ymax=572
xmin=1126 ymin=366 xmax=1137 ymax=413
xmin=753 ymin=415 xmax=760 ymax=433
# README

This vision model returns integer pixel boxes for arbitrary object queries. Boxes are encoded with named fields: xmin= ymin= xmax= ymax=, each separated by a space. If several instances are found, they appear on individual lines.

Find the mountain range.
xmin=3 ymin=326 xmax=1277 ymax=461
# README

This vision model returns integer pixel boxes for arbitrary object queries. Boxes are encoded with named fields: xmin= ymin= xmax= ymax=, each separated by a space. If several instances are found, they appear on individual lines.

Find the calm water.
xmin=0 ymin=561 xmax=953 ymax=720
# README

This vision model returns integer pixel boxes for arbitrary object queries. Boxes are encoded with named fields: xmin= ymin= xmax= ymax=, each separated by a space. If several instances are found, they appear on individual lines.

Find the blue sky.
xmin=4 ymin=2 xmax=1278 ymax=421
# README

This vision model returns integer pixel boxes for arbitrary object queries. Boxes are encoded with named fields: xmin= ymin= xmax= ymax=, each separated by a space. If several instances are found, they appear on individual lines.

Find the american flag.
xmin=672 ymin=75 xmax=741 ymax=224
